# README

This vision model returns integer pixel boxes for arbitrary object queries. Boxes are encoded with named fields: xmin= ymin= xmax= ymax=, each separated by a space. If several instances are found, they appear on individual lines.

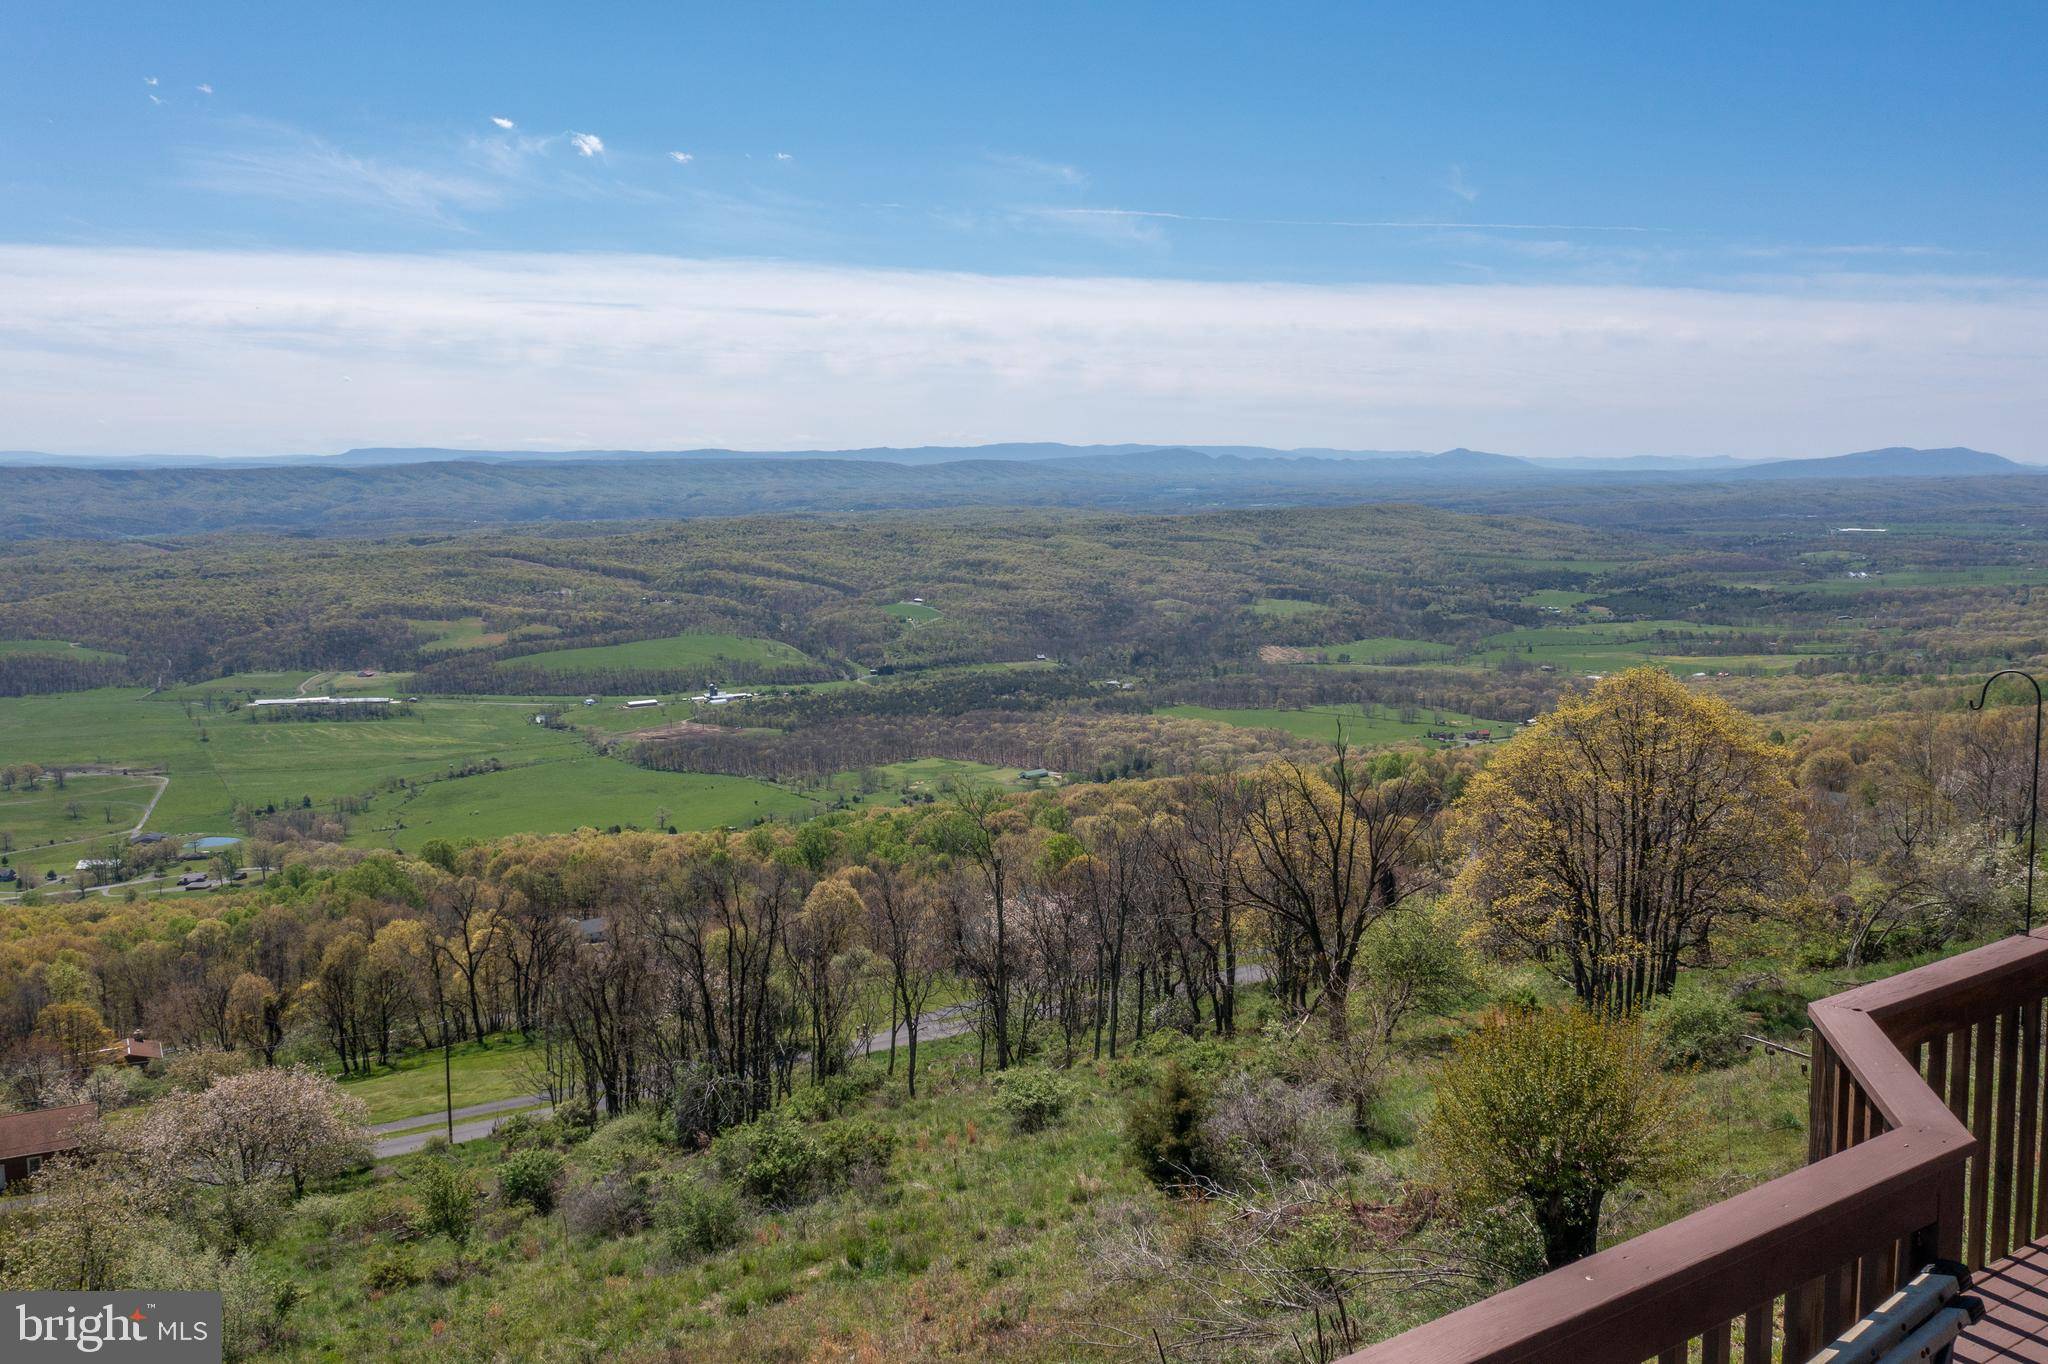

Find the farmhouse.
xmin=0 ymin=1102 xmax=93 ymax=1192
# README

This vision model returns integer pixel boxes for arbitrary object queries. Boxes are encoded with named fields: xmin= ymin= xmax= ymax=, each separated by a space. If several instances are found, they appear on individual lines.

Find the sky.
xmin=3 ymin=1 xmax=2044 ymax=458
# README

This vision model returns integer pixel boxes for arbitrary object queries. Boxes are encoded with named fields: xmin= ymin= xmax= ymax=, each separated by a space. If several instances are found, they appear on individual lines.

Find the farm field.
xmin=882 ymin=601 xmax=942 ymax=624
xmin=497 ymin=630 xmax=814 ymax=674
xmin=1158 ymin=701 xmax=1518 ymax=746
xmin=1300 ymin=636 xmax=1459 ymax=663
xmin=344 ymin=752 xmax=815 ymax=852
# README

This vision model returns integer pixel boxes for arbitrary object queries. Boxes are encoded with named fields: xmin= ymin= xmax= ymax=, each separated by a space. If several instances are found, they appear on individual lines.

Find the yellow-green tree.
xmin=33 ymin=1001 xmax=113 ymax=1072
xmin=1452 ymin=668 xmax=1799 ymax=1010
xmin=1422 ymin=1005 xmax=1696 ymax=1269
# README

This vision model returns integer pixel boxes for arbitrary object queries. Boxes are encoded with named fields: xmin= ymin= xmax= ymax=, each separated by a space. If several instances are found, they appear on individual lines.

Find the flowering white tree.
xmin=139 ymin=1066 xmax=370 ymax=1196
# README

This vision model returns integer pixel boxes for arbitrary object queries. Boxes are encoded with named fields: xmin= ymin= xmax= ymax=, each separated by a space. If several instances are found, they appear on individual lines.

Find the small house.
xmin=0 ymin=1103 xmax=93 ymax=1192
xmin=1020 ymin=768 xmax=1052 ymax=781
xmin=97 ymin=1030 xmax=163 ymax=1068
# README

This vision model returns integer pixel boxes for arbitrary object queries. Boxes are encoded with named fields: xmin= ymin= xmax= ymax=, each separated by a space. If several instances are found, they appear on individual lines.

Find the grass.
xmin=0 ymin=773 xmax=159 ymax=846
xmin=335 ymin=1034 xmax=546 ymax=1125
xmin=409 ymin=616 xmax=506 ymax=654
xmin=1302 ymin=636 xmax=1458 ymax=664
xmin=345 ymin=753 xmax=818 ymax=852
xmin=0 ymin=689 xmax=813 ymax=873
xmin=1248 ymin=597 xmax=1328 ymax=619
xmin=497 ymin=631 xmax=813 ymax=674
xmin=1520 ymin=589 xmax=1596 ymax=608
xmin=1159 ymin=701 xmax=1517 ymax=746
xmin=242 ymin=966 xmax=1822 ymax=1364
xmin=0 ymin=638 xmax=123 ymax=660
xmin=882 ymin=601 xmax=942 ymax=624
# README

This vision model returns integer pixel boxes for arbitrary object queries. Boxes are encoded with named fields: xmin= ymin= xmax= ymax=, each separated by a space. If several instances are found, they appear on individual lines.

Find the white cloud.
xmin=148 ymin=94 xmax=164 ymax=106
xmin=774 ymin=151 xmax=793 ymax=161
xmin=668 ymin=151 xmax=694 ymax=164
xmin=196 ymin=83 xmax=214 ymax=95
xmin=1443 ymin=164 xmax=1478 ymax=202
xmin=491 ymin=116 xmax=516 ymax=130
xmin=0 ymin=246 xmax=2041 ymax=460
xmin=143 ymin=76 xmax=158 ymax=86
xmin=570 ymin=132 xmax=605 ymax=158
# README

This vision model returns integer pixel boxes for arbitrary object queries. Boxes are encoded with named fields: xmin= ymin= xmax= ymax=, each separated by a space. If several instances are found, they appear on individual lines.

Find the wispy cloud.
xmin=1443 ymin=164 xmax=1478 ymax=202
xmin=668 ymin=151 xmax=694 ymax=165
xmin=196 ymin=83 xmax=214 ymax=95
xmin=184 ymin=127 xmax=505 ymax=228
xmin=774 ymin=151 xmax=793 ymax=162
xmin=142 ymin=76 xmax=157 ymax=86
xmin=4 ymin=246 xmax=2039 ymax=459
xmin=491 ymin=116 xmax=516 ymax=130
xmin=989 ymin=153 xmax=1086 ymax=186
xmin=569 ymin=132 xmax=605 ymax=158
xmin=1029 ymin=206 xmax=1657 ymax=235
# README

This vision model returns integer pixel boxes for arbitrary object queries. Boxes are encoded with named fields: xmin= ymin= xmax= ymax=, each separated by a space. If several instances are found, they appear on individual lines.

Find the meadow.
xmin=0 ymin=637 xmax=123 ymax=660
xmin=1156 ymin=701 xmax=1519 ymax=745
xmin=497 ymin=631 xmax=814 ymax=674
xmin=334 ymin=1034 xmax=548 ymax=1125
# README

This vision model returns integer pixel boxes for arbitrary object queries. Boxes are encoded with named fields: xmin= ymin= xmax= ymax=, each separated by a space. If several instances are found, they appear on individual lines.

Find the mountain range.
xmin=0 ymin=444 xmax=2034 ymax=540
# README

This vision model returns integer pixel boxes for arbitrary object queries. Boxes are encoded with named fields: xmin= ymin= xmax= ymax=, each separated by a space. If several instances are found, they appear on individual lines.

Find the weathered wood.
xmin=1740 ymin=1303 xmax=1771 ymax=1364
xmin=1971 ymin=1013 xmax=1997 ymax=1268
xmin=1994 ymin=1007 xmax=2022 ymax=1262
xmin=1701 ymin=1319 xmax=1730 ymax=1364
xmin=2023 ymin=999 xmax=2043 ymax=1248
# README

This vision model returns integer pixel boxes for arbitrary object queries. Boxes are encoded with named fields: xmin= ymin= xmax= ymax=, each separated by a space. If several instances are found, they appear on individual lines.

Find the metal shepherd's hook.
xmin=1971 ymin=669 xmax=2044 ymax=934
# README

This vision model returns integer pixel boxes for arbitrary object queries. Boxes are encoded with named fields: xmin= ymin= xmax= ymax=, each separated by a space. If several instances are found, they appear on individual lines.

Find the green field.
xmin=497 ymin=631 xmax=813 ymax=674
xmin=1520 ymin=589 xmax=1597 ymax=608
xmin=1303 ymin=636 xmax=1458 ymax=664
xmin=1160 ymin=702 xmax=1517 ymax=746
xmin=1248 ymin=596 xmax=1328 ymax=619
xmin=346 ymin=753 xmax=817 ymax=851
xmin=0 ymin=638 xmax=122 ymax=660
xmin=882 ymin=601 xmax=942 ymax=624
xmin=334 ymin=1034 xmax=545 ymax=1125
xmin=0 ymin=773 xmax=159 ymax=847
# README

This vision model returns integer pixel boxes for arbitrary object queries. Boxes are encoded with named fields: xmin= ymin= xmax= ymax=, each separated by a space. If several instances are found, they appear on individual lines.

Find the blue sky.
xmin=4 ymin=2 xmax=2045 ymax=456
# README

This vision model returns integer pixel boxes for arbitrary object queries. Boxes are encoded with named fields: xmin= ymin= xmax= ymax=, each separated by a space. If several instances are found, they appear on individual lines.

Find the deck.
xmin=1960 ymin=1241 xmax=2048 ymax=1362
xmin=1344 ymin=931 xmax=2048 ymax=1363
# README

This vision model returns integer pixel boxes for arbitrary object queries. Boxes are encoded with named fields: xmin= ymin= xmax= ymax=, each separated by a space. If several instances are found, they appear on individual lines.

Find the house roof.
xmin=99 ymin=1035 xmax=164 ymax=1061
xmin=0 ymin=1103 xmax=94 ymax=1162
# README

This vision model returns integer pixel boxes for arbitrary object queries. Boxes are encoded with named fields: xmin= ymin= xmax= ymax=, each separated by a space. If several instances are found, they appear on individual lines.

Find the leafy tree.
xmin=33 ymin=1001 xmax=113 ymax=1071
xmin=1422 ymin=1005 xmax=1697 ymax=1269
xmin=1453 ymin=668 xmax=1801 ymax=1010
xmin=498 ymin=1148 xmax=564 ymax=1215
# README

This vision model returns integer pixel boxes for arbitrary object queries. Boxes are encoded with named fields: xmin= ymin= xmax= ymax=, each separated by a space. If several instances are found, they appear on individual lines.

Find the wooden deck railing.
xmin=1346 ymin=930 xmax=2048 ymax=1363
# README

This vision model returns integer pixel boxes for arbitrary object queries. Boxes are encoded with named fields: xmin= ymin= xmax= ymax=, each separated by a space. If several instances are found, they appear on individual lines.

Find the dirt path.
xmin=296 ymin=670 xmax=333 ymax=696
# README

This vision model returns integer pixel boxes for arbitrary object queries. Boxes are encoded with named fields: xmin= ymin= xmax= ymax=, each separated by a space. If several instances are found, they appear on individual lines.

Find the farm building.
xmin=624 ymin=698 xmax=661 ymax=709
xmin=0 ymin=1103 xmax=93 ymax=1191
xmin=248 ymin=695 xmax=392 ymax=707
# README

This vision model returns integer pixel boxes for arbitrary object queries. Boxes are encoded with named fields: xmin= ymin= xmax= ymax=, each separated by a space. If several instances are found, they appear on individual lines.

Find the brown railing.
xmin=1346 ymin=930 xmax=2048 ymax=1363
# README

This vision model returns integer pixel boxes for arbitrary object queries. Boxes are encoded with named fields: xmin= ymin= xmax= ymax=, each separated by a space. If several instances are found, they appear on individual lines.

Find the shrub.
xmin=1647 ymin=987 xmax=1750 ymax=1070
xmin=360 ymin=1245 xmax=422 ymax=1292
xmin=1422 ymin=1006 xmax=1699 ymax=1270
xmin=717 ymin=1114 xmax=895 ymax=1206
xmin=992 ymin=1067 xmax=1072 ymax=1132
xmin=1196 ymin=1074 xmax=1349 ymax=1191
xmin=1126 ymin=1061 xmax=1211 ymax=1187
xmin=561 ymin=1171 xmax=650 ymax=1239
xmin=498 ymin=1148 xmax=564 ymax=1215
xmin=577 ymin=1112 xmax=668 ymax=1173
xmin=661 ymin=1177 xmax=743 ymax=1260
xmin=410 ymin=1159 xmax=481 ymax=1261
xmin=816 ymin=1119 xmax=896 ymax=1181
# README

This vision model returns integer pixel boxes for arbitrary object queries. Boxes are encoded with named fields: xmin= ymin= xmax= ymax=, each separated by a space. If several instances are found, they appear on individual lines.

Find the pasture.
xmin=497 ymin=630 xmax=813 ymax=674
xmin=345 ymin=753 xmax=816 ymax=852
xmin=883 ymin=601 xmax=942 ymax=624
xmin=1159 ymin=702 xmax=1518 ymax=746
xmin=0 ymin=638 xmax=123 ymax=660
